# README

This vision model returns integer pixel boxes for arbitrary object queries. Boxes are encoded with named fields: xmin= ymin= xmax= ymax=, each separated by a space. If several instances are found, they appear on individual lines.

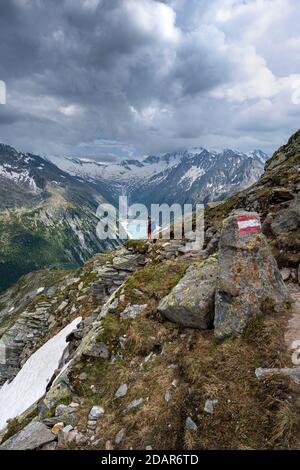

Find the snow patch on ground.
xmin=0 ymin=317 xmax=82 ymax=431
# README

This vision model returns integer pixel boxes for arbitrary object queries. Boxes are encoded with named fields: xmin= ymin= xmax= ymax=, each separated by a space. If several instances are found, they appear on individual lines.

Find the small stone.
xmin=69 ymin=402 xmax=80 ymax=408
xmin=78 ymin=282 xmax=84 ymax=291
xmin=172 ymin=379 xmax=178 ymax=388
xmin=85 ymin=341 xmax=109 ymax=359
xmin=119 ymin=336 xmax=127 ymax=349
xmin=74 ymin=432 xmax=87 ymax=445
xmin=89 ymin=405 xmax=105 ymax=420
xmin=105 ymin=440 xmax=114 ymax=450
xmin=62 ymin=424 xmax=73 ymax=433
xmin=115 ymin=384 xmax=128 ymax=398
xmin=144 ymin=352 xmax=153 ymax=363
xmin=109 ymin=298 xmax=119 ymax=310
xmin=146 ymin=445 xmax=153 ymax=450
xmin=87 ymin=420 xmax=97 ymax=430
xmin=280 ymin=268 xmax=291 ymax=281
xmin=115 ymin=428 xmax=125 ymax=444
xmin=125 ymin=398 xmax=144 ymax=412
xmin=132 ymin=288 xmax=144 ymax=297
xmin=185 ymin=417 xmax=198 ymax=431
xmin=55 ymin=404 xmax=69 ymax=417
xmin=58 ymin=300 xmax=68 ymax=312
xmin=79 ymin=372 xmax=88 ymax=381
xmin=164 ymin=390 xmax=172 ymax=402
xmin=51 ymin=422 xmax=64 ymax=435
xmin=120 ymin=304 xmax=147 ymax=319
xmin=204 ymin=399 xmax=218 ymax=415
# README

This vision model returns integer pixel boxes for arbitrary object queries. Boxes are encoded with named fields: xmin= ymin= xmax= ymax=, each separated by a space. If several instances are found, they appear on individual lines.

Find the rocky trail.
xmin=0 ymin=129 xmax=299 ymax=450
xmin=286 ymin=285 xmax=300 ymax=352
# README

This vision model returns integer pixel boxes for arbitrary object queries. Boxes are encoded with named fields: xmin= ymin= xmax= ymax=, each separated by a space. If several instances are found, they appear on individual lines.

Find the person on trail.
xmin=147 ymin=216 xmax=152 ymax=239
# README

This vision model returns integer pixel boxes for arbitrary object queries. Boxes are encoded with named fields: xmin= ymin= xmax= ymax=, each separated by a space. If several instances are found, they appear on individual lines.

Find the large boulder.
xmin=0 ymin=421 xmax=55 ymax=450
xmin=271 ymin=192 xmax=300 ymax=236
xmin=214 ymin=211 xmax=289 ymax=339
xmin=158 ymin=257 xmax=217 ymax=329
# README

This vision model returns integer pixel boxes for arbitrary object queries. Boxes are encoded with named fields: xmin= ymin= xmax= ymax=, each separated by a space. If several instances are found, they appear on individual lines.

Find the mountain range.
xmin=0 ymin=129 xmax=299 ymax=451
xmin=0 ymin=142 xmax=268 ymax=292
xmin=0 ymin=144 xmax=119 ymax=292
xmin=49 ymin=147 xmax=269 ymax=206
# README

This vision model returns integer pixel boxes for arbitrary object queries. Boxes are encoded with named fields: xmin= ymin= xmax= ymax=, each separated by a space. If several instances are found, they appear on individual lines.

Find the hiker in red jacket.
xmin=147 ymin=216 xmax=152 ymax=239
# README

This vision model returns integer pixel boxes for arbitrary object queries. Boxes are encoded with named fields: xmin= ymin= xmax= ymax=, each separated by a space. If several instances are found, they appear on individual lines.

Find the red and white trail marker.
xmin=236 ymin=214 xmax=261 ymax=235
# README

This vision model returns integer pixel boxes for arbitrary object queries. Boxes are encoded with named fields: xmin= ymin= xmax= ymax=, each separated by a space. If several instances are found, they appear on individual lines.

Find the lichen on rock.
xmin=214 ymin=210 xmax=289 ymax=339
xmin=158 ymin=256 xmax=217 ymax=329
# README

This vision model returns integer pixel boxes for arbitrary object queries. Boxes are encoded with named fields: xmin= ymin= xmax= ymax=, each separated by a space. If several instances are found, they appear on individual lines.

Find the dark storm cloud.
xmin=0 ymin=0 xmax=299 ymax=158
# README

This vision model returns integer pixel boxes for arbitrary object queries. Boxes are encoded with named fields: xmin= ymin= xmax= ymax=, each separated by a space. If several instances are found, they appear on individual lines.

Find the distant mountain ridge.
xmin=49 ymin=147 xmax=269 ymax=206
xmin=0 ymin=143 xmax=119 ymax=292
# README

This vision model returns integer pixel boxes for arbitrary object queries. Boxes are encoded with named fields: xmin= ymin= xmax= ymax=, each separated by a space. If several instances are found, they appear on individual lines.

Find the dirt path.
xmin=285 ymin=285 xmax=300 ymax=351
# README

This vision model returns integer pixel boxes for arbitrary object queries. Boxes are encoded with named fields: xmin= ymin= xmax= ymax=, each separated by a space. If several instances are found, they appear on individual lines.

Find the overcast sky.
xmin=0 ymin=0 xmax=299 ymax=161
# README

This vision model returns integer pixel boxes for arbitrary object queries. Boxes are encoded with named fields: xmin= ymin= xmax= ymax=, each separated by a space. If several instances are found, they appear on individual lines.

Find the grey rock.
xmin=0 ymin=421 xmax=55 ymax=450
xmin=58 ymin=426 xmax=86 ymax=446
xmin=79 ymin=372 xmax=88 ymax=381
xmin=255 ymin=367 xmax=300 ymax=384
xmin=115 ymin=383 xmax=128 ymax=398
xmin=204 ymin=399 xmax=218 ymax=414
xmin=271 ymin=192 xmax=300 ymax=236
xmin=125 ymin=398 xmax=144 ymax=412
xmin=58 ymin=301 xmax=68 ymax=312
xmin=55 ymin=404 xmax=69 ymax=417
xmin=158 ymin=257 xmax=217 ymax=329
xmin=120 ymin=304 xmax=147 ymax=320
xmin=87 ymin=420 xmax=97 ymax=430
xmin=132 ymin=288 xmax=144 ymax=297
xmin=89 ymin=405 xmax=105 ymax=420
xmin=115 ymin=428 xmax=125 ymax=444
xmin=164 ymin=390 xmax=172 ymax=402
xmin=61 ymin=424 xmax=73 ymax=433
xmin=0 ymin=303 xmax=55 ymax=384
xmin=83 ymin=341 xmax=109 ymax=359
xmin=185 ymin=417 xmax=197 ymax=431
xmin=109 ymin=298 xmax=119 ymax=310
xmin=280 ymin=268 xmax=291 ymax=281
xmin=214 ymin=211 xmax=289 ymax=339
xmin=69 ymin=402 xmax=80 ymax=409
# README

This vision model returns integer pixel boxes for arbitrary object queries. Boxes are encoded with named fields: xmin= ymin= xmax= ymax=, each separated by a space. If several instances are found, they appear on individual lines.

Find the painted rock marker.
xmin=236 ymin=213 xmax=261 ymax=236
xmin=214 ymin=210 xmax=289 ymax=339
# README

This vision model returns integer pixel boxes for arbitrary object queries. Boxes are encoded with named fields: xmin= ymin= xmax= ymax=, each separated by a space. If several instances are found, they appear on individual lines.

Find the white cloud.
xmin=0 ymin=0 xmax=299 ymax=157
xmin=59 ymin=104 xmax=83 ymax=117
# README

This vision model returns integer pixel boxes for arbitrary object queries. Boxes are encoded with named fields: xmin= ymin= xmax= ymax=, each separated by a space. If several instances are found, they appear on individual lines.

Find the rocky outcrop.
xmin=0 ymin=247 xmax=146 ymax=385
xmin=214 ymin=210 xmax=289 ymax=339
xmin=158 ymin=257 xmax=217 ymax=329
xmin=0 ymin=421 xmax=55 ymax=450
xmin=205 ymin=129 xmax=300 ymax=269
xmin=271 ymin=192 xmax=300 ymax=236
